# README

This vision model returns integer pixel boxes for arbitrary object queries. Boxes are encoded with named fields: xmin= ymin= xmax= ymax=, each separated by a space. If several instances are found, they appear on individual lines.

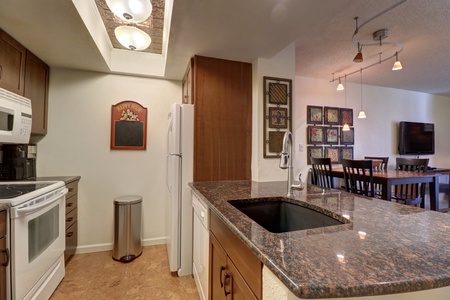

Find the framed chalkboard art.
xmin=111 ymin=101 xmax=147 ymax=150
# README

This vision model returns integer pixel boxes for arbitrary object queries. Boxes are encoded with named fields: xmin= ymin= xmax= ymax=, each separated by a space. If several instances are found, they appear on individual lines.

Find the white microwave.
xmin=0 ymin=87 xmax=32 ymax=144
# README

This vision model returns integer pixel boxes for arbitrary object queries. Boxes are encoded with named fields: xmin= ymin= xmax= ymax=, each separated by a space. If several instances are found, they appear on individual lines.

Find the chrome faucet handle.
xmin=291 ymin=173 xmax=304 ymax=191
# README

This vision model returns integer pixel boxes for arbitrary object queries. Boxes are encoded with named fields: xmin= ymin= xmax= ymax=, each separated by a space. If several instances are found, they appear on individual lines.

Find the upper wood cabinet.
xmin=0 ymin=29 xmax=26 ymax=95
xmin=191 ymin=56 xmax=252 ymax=182
xmin=24 ymin=51 xmax=49 ymax=135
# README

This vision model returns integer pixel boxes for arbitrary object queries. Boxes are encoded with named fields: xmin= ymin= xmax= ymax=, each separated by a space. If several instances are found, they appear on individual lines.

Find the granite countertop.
xmin=189 ymin=180 xmax=450 ymax=299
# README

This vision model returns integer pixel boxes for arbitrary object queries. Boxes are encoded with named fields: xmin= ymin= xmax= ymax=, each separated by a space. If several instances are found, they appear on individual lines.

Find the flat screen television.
xmin=398 ymin=121 xmax=435 ymax=155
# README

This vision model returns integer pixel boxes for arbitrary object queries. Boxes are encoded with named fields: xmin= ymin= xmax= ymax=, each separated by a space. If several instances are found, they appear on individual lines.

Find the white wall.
xmin=37 ymin=68 xmax=180 ymax=253
xmin=293 ymin=76 xmax=450 ymax=179
xmin=252 ymin=43 xmax=296 ymax=182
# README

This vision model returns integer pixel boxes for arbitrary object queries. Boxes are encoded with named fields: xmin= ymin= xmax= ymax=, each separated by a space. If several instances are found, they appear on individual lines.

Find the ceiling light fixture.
xmin=343 ymin=75 xmax=350 ymax=131
xmin=392 ymin=52 xmax=403 ymax=70
xmin=353 ymin=42 xmax=363 ymax=63
xmin=115 ymin=26 xmax=151 ymax=50
xmin=337 ymin=77 xmax=344 ymax=91
xmin=358 ymin=69 xmax=366 ymax=119
xmin=106 ymin=0 xmax=152 ymax=23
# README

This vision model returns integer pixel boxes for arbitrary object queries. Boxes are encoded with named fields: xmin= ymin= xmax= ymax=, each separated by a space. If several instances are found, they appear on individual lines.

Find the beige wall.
xmin=37 ymin=68 xmax=180 ymax=253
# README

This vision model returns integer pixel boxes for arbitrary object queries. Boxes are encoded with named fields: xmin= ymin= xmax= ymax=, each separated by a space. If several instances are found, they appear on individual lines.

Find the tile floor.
xmin=50 ymin=245 xmax=200 ymax=300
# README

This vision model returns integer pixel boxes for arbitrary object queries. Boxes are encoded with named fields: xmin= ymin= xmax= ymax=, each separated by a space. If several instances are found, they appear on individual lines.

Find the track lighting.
xmin=353 ymin=42 xmax=363 ymax=63
xmin=358 ymin=69 xmax=366 ymax=119
xmin=336 ymin=78 xmax=344 ymax=91
xmin=392 ymin=52 xmax=403 ymax=70
xmin=342 ymin=75 xmax=350 ymax=131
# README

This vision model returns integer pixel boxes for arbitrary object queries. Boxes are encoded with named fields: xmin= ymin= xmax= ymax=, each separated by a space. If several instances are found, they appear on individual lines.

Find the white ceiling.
xmin=1 ymin=0 xmax=449 ymax=96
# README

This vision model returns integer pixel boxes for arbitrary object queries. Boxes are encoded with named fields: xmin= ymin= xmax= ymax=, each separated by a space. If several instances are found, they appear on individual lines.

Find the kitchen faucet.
xmin=279 ymin=131 xmax=304 ymax=197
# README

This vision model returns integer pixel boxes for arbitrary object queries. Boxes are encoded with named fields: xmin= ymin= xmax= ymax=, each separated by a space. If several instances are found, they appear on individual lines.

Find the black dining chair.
xmin=392 ymin=157 xmax=429 ymax=207
xmin=341 ymin=159 xmax=375 ymax=197
xmin=364 ymin=156 xmax=389 ymax=171
xmin=310 ymin=157 xmax=334 ymax=189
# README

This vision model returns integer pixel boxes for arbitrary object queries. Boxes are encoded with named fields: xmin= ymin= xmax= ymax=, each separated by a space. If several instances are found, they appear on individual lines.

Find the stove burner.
xmin=0 ymin=187 xmax=24 ymax=199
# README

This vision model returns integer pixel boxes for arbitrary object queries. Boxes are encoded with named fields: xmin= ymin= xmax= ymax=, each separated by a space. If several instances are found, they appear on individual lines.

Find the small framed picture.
xmin=340 ymin=127 xmax=354 ymax=145
xmin=339 ymin=108 xmax=353 ymax=126
xmin=268 ymin=107 xmax=288 ymax=128
xmin=268 ymin=82 xmax=288 ymax=104
xmin=324 ymin=127 xmax=339 ymax=145
xmin=339 ymin=147 xmax=354 ymax=162
xmin=307 ymin=126 xmax=324 ymax=144
xmin=307 ymin=146 xmax=323 ymax=164
xmin=324 ymin=106 xmax=340 ymax=125
xmin=307 ymin=105 xmax=323 ymax=125
xmin=325 ymin=147 xmax=340 ymax=163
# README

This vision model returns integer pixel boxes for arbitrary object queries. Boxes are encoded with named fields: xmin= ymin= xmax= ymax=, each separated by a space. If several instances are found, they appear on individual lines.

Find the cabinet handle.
xmin=67 ymin=217 xmax=73 ymax=222
xmin=223 ymin=273 xmax=231 ymax=296
xmin=68 ymin=188 xmax=74 ymax=192
xmin=67 ymin=232 xmax=74 ymax=238
xmin=67 ymin=203 xmax=73 ymax=207
xmin=1 ymin=248 xmax=9 ymax=267
xmin=219 ymin=265 xmax=226 ymax=287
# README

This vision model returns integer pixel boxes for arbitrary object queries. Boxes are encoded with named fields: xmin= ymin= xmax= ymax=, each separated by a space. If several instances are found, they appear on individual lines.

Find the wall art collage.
xmin=306 ymin=105 xmax=354 ymax=164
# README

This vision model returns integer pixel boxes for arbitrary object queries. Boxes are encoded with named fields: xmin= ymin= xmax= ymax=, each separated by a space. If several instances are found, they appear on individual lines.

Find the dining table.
xmin=332 ymin=168 xmax=441 ymax=211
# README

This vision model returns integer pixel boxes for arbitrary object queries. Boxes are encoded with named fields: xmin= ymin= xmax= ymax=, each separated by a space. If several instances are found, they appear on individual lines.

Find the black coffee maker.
xmin=0 ymin=144 xmax=37 ymax=180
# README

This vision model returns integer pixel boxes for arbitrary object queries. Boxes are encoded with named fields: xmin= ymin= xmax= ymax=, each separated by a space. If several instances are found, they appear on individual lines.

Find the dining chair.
xmin=310 ymin=157 xmax=334 ymax=189
xmin=364 ymin=156 xmax=389 ymax=171
xmin=341 ymin=159 xmax=375 ymax=197
xmin=392 ymin=157 xmax=429 ymax=207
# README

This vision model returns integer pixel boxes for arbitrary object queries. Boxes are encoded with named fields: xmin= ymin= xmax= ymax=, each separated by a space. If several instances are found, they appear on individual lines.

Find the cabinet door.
xmin=0 ymin=30 xmax=26 ymax=95
xmin=210 ymin=233 xmax=228 ymax=300
xmin=227 ymin=258 xmax=258 ymax=300
xmin=24 ymin=51 xmax=49 ymax=135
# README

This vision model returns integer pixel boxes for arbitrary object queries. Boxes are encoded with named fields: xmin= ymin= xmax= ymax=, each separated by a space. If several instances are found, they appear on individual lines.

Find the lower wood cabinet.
xmin=209 ymin=212 xmax=262 ymax=300
xmin=65 ymin=179 xmax=80 ymax=263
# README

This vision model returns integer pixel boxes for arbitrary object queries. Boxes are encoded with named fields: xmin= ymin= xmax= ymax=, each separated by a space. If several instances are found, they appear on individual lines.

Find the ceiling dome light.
xmin=106 ymin=0 xmax=152 ymax=23
xmin=115 ymin=26 xmax=151 ymax=51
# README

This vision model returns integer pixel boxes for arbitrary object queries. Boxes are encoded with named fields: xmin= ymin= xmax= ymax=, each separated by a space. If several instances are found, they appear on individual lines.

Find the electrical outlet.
xmin=299 ymin=143 xmax=304 ymax=152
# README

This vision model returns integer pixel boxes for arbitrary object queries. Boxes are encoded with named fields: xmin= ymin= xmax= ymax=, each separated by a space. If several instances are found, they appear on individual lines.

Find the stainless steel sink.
xmin=228 ymin=198 xmax=347 ymax=233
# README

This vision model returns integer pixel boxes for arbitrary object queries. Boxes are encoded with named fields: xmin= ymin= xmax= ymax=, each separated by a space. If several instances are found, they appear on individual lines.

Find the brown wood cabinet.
xmin=0 ymin=210 xmax=8 ymax=300
xmin=182 ymin=58 xmax=194 ymax=104
xmin=191 ymin=56 xmax=252 ymax=182
xmin=65 ymin=179 xmax=80 ymax=264
xmin=0 ymin=29 xmax=26 ymax=95
xmin=209 ymin=212 xmax=262 ymax=300
xmin=24 ymin=51 xmax=49 ymax=135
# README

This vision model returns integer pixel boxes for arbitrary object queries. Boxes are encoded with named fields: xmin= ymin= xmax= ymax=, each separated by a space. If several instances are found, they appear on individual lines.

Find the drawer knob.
xmin=67 ymin=232 xmax=74 ymax=238
xmin=67 ymin=217 xmax=73 ymax=222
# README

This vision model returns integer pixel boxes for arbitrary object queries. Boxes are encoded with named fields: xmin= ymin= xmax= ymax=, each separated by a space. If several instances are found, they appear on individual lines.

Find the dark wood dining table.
xmin=332 ymin=168 xmax=441 ymax=211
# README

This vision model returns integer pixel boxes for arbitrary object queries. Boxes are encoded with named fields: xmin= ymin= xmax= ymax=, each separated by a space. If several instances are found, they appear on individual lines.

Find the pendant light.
xmin=115 ymin=26 xmax=151 ymax=50
xmin=336 ymin=77 xmax=344 ymax=91
xmin=392 ymin=51 xmax=403 ymax=70
xmin=358 ymin=69 xmax=366 ymax=119
xmin=106 ymin=0 xmax=152 ymax=23
xmin=342 ymin=75 xmax=350 ymax=131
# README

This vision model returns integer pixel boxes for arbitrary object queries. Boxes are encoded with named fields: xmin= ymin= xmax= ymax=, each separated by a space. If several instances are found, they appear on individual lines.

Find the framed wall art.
xmin=340 ymin=127 xmax=355 ymax=145
xmin=307 ymin=146 xmax=323 ymax=164
xmin=325 ymin=147 xmax=340 ymax=163
xmin=307 ymin=105 xmax=323 ymax=124
xmin=111 ymin=101 xmax=147 ymax=150
xmin=324 ymin=106 xmax=340 ymax=125
xmin=339 ymin=108 xmax=353 ymax=126
xmin=324 ymin=127 xmax=339 ymax=145
xmin=339 ymin=147 xmax=354 ymax=162
xmin=263 ymin=76 xmax=292 ymax=158
xmin=307 ymin=126 xmax=324 ymax=144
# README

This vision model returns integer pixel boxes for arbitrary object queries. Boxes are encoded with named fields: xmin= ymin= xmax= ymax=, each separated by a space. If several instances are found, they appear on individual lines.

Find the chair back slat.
xmin=341 ymin=159 xmax=375 ymax=197
xmin=393 ymin=158 xmax=429 ymax=206
xmin=310 ymin=157 xmax=334 ymax=189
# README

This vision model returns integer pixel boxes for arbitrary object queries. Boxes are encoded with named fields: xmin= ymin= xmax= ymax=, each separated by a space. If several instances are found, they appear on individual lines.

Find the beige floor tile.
xmin=50 ymin=245 xmax=199 ymax=300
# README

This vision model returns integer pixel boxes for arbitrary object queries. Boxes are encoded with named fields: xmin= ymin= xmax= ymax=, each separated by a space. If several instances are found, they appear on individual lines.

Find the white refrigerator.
xmin=166 ymin=103 xmax=194 ymax=276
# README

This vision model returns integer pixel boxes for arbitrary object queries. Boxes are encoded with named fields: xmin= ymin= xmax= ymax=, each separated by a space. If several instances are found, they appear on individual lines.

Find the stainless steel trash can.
xmin=113 ymin=195 xmax=142 ymax=262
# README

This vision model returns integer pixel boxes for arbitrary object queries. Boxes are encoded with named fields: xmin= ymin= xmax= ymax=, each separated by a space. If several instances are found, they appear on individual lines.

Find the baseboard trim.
xmin=74 ymin=237 xmax=168 ymax=254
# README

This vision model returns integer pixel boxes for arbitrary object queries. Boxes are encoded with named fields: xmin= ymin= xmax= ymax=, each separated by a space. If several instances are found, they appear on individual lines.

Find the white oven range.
xmin=0 ymin=181 xmax=67 ymax=300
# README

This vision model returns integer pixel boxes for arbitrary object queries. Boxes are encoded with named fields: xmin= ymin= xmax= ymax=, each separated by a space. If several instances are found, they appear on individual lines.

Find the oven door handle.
xmin=15 ymin=188 xmax=68 ymax=217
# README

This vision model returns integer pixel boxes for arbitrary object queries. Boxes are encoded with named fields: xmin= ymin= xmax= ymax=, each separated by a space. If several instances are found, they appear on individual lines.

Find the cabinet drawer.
xmin=0 ymin=211 xmax=6 ymax=237
xmin=66 ymin=181 xmax=78 ymax=199
xmin=65 ymin=194 xmax=77 ymax=214
xmin=65 ymin=207 xmax=77 ymax=230
xmin=210 ymin=212 xmax=262 ymax=299
xmin=65 ymin=222 xmax=77 ymax=262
